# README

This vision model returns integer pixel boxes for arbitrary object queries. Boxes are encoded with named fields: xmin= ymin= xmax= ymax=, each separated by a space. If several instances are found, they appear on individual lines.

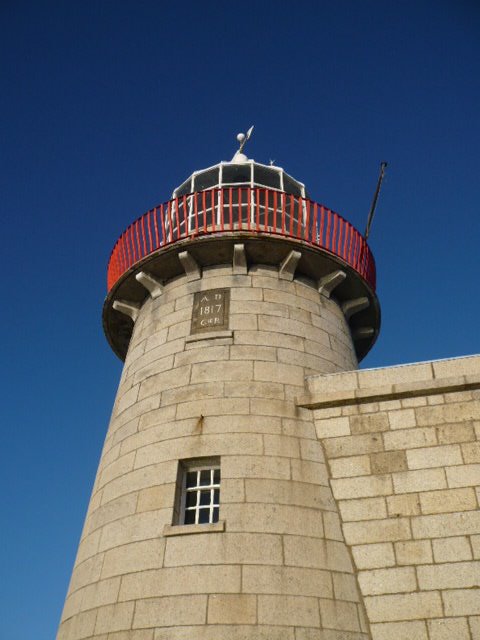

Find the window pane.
xmin=254 ymin=165 xmax=280 ymax=189
xmin=198 ymin=508 xmax=210 ymax=524
xmin=282 ymin=173 xmax=302 ymax=197
xmin=186 ymin=492 xmax=197 ymax=508
xmin=199 ymin=490 xmax=211 ymax=506
xmin=186 ymin=471 xmax=198 ymax=488
xmin=175 ymin=179 xmax=192 ymax=197
xmin=213 ymin=469 xmax=220 ymax=484
xmin=199 ymin=470 xmax=211 ymax=486
xmin=194 ymin=169 xmax=219 ymax=191
xmin=213 ymin=489 xmax=220 ymax=504
xmin=222 ymin=164 xmax=251 ymax=184
xmin=212 ymin=507 xmax=219 ymax=523
xmin=184 ymin=510 xmax=196 ymax=525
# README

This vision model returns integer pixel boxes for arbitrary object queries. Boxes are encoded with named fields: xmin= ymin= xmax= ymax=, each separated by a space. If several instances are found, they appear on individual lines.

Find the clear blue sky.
xmin=1 ymin=1 xmax=479 ymax=637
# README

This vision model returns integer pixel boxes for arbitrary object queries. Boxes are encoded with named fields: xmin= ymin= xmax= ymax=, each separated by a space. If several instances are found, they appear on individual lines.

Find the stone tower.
xmin=58 ymin=132 xmax=380 ymax=639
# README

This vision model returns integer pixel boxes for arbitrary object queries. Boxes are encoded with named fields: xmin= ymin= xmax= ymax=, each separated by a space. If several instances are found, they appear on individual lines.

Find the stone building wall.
xmin=58 ymin=254 xmax=480 ymax=640
xmin=58 ymin=266 xmax=370 ymax=640
xmin=300 ymin=354 xmax=480 ymax=640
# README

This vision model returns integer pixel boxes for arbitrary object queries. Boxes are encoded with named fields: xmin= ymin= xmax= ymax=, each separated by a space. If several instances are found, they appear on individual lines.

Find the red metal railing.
xmin=107 ymin=187 xmax=376 ymax=292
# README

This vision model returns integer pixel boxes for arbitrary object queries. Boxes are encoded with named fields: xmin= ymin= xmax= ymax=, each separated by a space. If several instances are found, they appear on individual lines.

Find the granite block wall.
xmin=302 ymin=355 xmax=480 ymax=640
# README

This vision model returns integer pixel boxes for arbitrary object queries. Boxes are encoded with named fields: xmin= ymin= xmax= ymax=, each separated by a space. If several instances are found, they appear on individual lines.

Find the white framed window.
xmin=177 ymin=459 xmax=221 ymax=526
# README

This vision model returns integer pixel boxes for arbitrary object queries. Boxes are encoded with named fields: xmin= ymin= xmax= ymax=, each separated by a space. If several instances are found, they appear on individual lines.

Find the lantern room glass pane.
xmin=194 ymin=169 xmax=219 ymax=191
xmin=175 ymin=179 xmax=192 ymax=197
xmin=283 ymin=173 xmax=302 ymax=197
xmin=222 ymin=164 xmax=251 ymax=184
xmin=254 ymin=165 xmax=280 ymax=189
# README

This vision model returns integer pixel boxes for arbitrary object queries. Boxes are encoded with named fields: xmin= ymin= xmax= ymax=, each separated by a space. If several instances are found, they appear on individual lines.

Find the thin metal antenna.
xmin=365 ymin=162 xmax=388 ymax=240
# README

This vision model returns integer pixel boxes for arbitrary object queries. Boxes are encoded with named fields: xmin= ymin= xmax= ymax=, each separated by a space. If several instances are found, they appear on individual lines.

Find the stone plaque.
xmin=191 ymin=289 xmax=230 ymax=334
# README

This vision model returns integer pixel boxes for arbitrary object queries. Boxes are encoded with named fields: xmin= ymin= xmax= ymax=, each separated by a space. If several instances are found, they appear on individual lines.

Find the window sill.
xmin=163 ymin=521 xmax=226 ymax=537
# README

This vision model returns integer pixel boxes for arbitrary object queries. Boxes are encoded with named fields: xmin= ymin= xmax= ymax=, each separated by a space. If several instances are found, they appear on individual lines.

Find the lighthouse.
xmin=58 ymin=131 xmax=380 ymax=639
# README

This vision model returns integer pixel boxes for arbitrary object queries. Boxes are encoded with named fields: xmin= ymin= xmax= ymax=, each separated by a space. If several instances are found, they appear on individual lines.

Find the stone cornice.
xmin=297 ymin=369 xmax=480 ymax=409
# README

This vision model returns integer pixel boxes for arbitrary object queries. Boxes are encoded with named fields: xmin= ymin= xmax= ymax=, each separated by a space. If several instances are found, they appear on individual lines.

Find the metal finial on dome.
xmin=232 ymin=125 xmax=254 ymax=163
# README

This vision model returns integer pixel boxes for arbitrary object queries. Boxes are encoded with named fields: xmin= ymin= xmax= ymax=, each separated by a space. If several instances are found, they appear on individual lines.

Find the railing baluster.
xmin=296 ymin=197 xmax=303 ymax=238
xmin=160 ymin=204 xmax=166 ymax=248
xmin=347 ymin=223 xmax=353 ymax=265
xmin=124 ymin=229 xmax=130 ymax=268
xmin=312 ymin=203 xmax=318 ymax=245
xmin=128 ymin=224 xmax=135 ymax=263
xmin=194 ymin=193 xmax=199 ymax=236
xmin=325 ymin=209 xmax=331 ymax=250
xmin=136 ymin=220 xmax=142 ymax=261
xmin=202 ymin=191 xmax=207 ymax=234
xmin=113 ymin=249 xmax=119 ymax=288
xmin=355 ymin=230 xmax=361 ymax=270
xmin=358 ymin=237 xmax=365 ymax=275
xmin=333 ymin=214 xmax=338 ymax=256
xmin=120 ymin=234 xmax=126 ymax=274
xmin=344 ymin=222 xmax=350 ymax=263
xmin=220 ymin=189 xmax=224 ymax=231
xmin=141 ymin=214 xmax=147 ymax=257
xmin=305 ymin=199 xmax=311 ymax=242
xmin=353 ymin=228 xmax=359 ymax=268
xmin=238 ymin=188 xmax=243 ymax=230
xmin=338 ymin=219 xmax=343 ymax=258
xmin=289 ymin=195 xmax=294 ymax=237
xmin=182 ymin=195 xmax=188 ymax=238
xmin=153 ymin=207 xmax=160 ymax=248
xmin=146 ymin=210 xmax=153 ymax=253
xmin=272 ymin=190 xmax=277 ymax=232
xmin=211 ymin=190 xmax=216 ymax=232
xmin=318 ymin=205 xmax=323 ymax=247
xmin=126 ymin=228 xmax=131 ymax=267
xmin=173 ymin=197 xmax=179 ymax=240
xmin=114 ymin=241 xmax=120 ymax=281
xmin=166 ymin=201 xmax=173 ymax=243
xmin=132 ymin=222 xmax=137 ymax=262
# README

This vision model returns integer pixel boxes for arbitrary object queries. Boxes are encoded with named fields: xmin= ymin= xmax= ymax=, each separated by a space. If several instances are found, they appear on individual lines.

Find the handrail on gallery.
xmin=107 ymin=187 xmax=376 ymax=293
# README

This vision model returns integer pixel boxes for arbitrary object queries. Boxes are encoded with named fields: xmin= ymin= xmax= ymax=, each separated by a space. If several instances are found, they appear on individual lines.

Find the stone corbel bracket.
xmin=279 ymin=250 xmax=302 ymax=281
xmin=353 ymin=326 xmax=375 ymax=340
xmin=135 ymin=271 xmax=164 ymax=299
xmin=233 ymin=244 xmax=248 ymax=274
xmin=178 ymin=250 xmax=201 ymax=281
xmin=112 ymin=300 xmax=141 ymax=322
xmin=318 ymin=270 xmax=347 ymax=299
xmin=342 ymin=296 xmax=370 ymax=321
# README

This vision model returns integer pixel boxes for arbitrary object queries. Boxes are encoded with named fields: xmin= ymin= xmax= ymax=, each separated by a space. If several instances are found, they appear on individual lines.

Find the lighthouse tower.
xmin=58 ymin=132 xmax=380 ymax=639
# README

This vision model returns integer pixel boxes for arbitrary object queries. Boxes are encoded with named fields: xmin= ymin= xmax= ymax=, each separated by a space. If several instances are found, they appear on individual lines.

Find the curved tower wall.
xmin=58 ymin=264 xmax=370 ymax=639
